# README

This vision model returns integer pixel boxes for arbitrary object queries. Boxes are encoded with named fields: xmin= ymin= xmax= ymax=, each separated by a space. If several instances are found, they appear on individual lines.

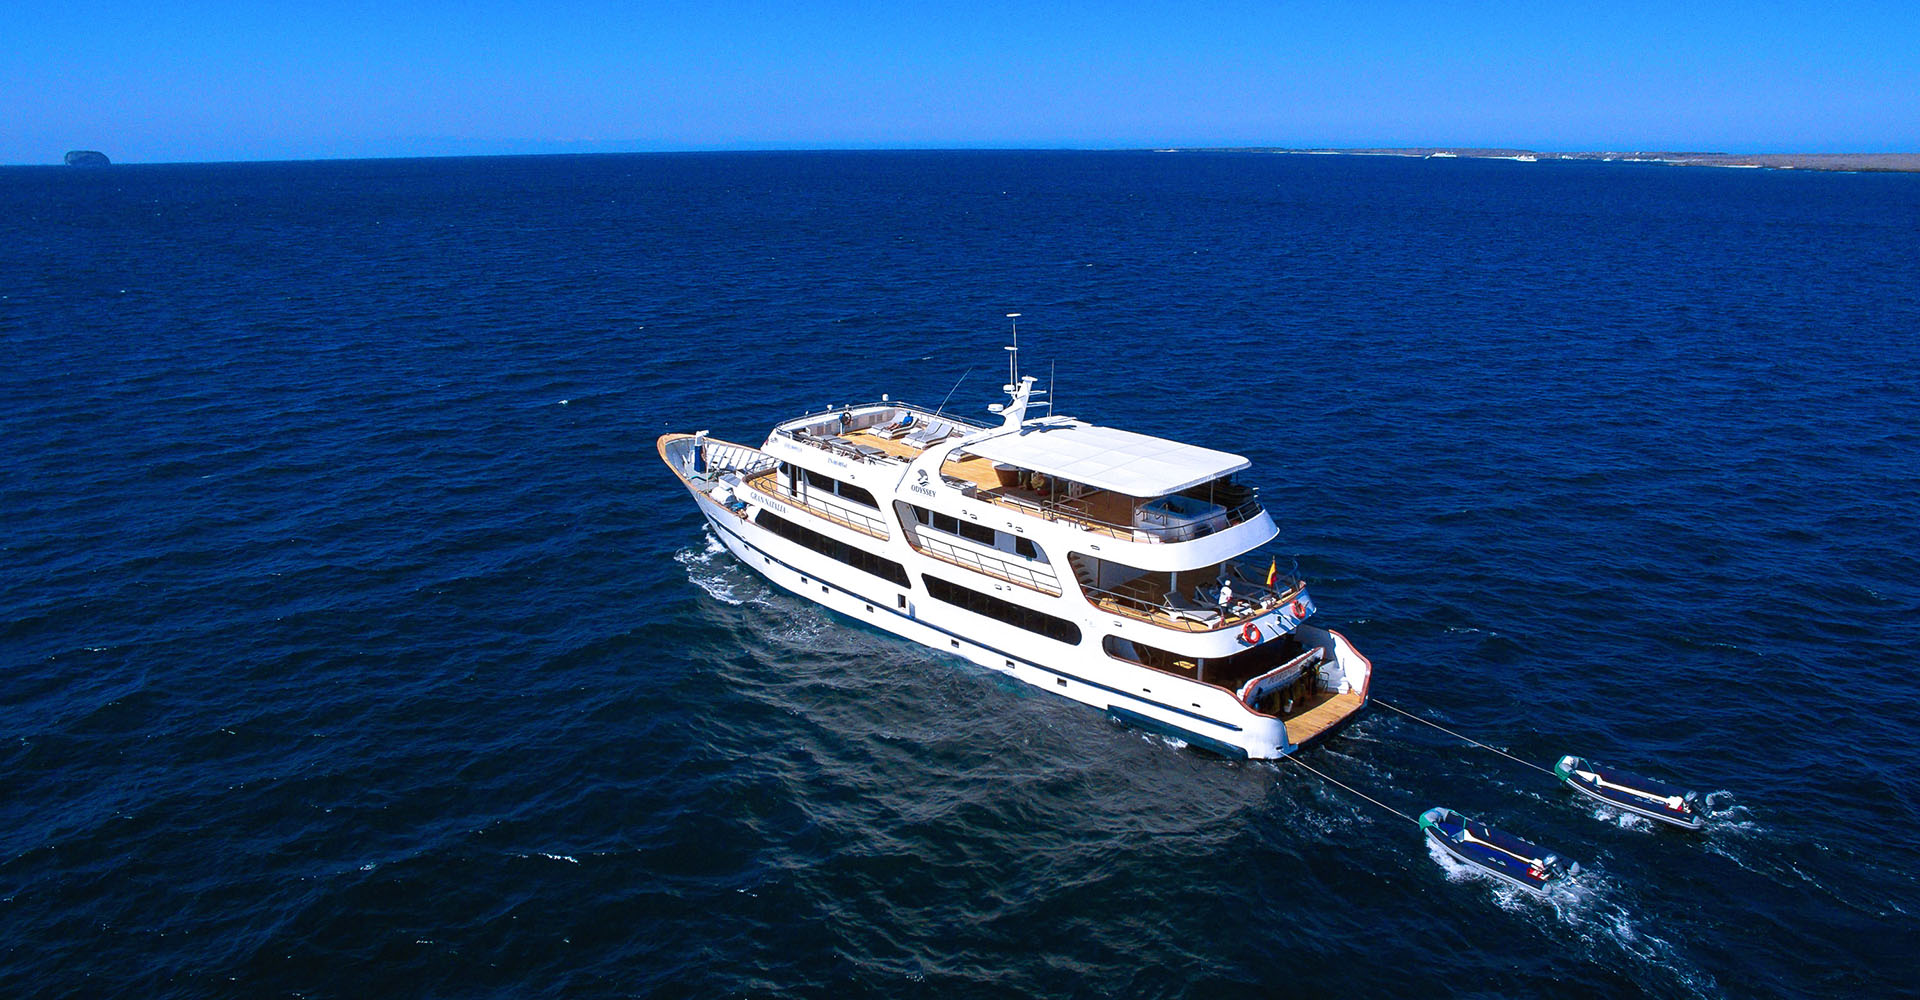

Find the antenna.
xmin=933 ymin=367 xmax=973 ymax=420
xmin=1005 ymin=312 xmax=1021 ymax=389
xmin=1047 ymin=360 xmax=1056 ymax=414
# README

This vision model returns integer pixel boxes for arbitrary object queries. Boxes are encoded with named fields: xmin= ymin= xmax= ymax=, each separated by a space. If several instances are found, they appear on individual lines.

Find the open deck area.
xmin=839 ymin=426 xmax=1256 ymax=545
xmin=1085 ymin=570 xmax=1305 ymax=633
xmin=836 ymin=427 xmax=1141 ymax=537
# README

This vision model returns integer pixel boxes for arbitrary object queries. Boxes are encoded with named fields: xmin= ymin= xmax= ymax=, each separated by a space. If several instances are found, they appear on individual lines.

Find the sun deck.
xmin=771 ymin=403 xmax=1265 ymax=543
xmin=824 ymin=423 xmax=1264 ymax=547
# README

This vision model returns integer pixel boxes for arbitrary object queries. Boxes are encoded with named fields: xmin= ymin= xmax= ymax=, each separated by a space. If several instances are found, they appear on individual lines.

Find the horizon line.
xmin=14 ymin=145 xmax=1920 ymax=171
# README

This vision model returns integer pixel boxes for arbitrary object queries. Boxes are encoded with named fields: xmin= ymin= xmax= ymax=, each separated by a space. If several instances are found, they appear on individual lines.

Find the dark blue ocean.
xmin=4 ymin=151 xmax=1917 ymax=999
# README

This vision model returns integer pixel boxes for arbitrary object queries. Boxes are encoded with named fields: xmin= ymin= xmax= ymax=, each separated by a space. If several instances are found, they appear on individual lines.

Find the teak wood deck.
xmin=843 ymin=428 xmax=934 ymax=462
xmin=1282 ymin=691 xmax=1365 ymax=746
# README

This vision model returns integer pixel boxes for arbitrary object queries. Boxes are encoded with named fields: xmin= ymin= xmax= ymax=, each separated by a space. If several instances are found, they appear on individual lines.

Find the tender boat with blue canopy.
xmin=1419 ymin=807 xmax=1578 ymax=893
xmin=1555 ymin=755 xmax=1704 ymax=830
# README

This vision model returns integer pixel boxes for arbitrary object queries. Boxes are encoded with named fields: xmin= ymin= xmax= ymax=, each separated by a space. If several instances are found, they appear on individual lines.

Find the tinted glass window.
xmin=922 ymin=575 xmax=1081 ymax=645
xmin=754 ymin=510 xmax=909 ymax=587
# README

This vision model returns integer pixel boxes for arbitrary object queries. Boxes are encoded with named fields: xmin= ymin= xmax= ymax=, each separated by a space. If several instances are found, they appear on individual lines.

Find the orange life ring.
xmin=1239 ymin=622 xmax=1261 ymax=645
xmin=1290 ymin=600 xmax=1305 ymax=619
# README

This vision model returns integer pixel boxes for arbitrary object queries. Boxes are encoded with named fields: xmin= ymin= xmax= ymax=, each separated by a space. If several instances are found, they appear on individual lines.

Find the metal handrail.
xmin=745 ymin=471 xmax=889 ymax=539
xmin=699 ymin=441 xmax=778 ymax=478
xmin=770 ymin=427 xmax=907 ymax=465
xmin=771 ymin=402 xmax=986 ymax=459
xmin=968 ymin=487 xmax=1266 ymax=543
xmin=1078 ymin=577 xmax=1307 ymax=633
xmin=909 ymin=535 xmax=1063 ymax=597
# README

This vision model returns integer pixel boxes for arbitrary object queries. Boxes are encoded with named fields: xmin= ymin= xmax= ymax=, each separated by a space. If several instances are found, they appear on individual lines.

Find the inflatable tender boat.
xmin=1419 ymin=806 xmax=1578 ymax=893
xmin=1555 ymin=755 xmax=1704 ymax=830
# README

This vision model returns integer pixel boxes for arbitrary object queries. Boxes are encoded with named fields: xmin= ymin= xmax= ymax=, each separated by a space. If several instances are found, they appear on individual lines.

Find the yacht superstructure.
xmin=658 ymin=342 xmax=1371 ymax=759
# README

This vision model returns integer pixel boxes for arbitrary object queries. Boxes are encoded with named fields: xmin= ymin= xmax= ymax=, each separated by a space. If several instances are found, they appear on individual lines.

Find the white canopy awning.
xmin=961 ymin=421 xmax=1249 ymax=497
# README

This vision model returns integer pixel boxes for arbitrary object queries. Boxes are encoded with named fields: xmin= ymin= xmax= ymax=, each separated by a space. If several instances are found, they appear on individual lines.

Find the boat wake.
xmin=677 ymin=531 xmax=894 ymax=652
xmin=674 ymin=532 xmax=768 ymax=607
xmin=1425 ymin=840 xmax=1721 ymax=998
xmin=1689 ymin=793 xmax=1890 ymax=915
xmin=1139 ymin=731 xmax=1189 ymax=752
xmin=1698 ymin=790 xmax=1756 ymax=829
xmin=1588 ymin=803 xmax=1658 ymax=832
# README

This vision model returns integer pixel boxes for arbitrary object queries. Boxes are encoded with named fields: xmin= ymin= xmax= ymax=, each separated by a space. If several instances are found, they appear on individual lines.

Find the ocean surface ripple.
xmin=3 ymin=152 xmax=1917 ymax=999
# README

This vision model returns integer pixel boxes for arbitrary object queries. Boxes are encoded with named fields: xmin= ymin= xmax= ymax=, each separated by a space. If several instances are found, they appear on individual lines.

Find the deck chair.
xmin=873 ymin=411 xmax=916 ymax=439
xmin=1226 ymin=562 xmax=1277 ymax=601
xmin=1164 ymin=590 xmax=1221 ymax=625
xmin=902 ymin=419 xmax=952 ymax=449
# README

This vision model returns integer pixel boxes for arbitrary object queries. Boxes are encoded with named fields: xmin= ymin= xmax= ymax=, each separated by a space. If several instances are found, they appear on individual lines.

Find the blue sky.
xmin=8 ymin=0 xmax=1917 ymax=163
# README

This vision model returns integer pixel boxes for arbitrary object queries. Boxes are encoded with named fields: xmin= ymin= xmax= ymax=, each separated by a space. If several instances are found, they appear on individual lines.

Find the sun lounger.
xmin=872 ymin=411 xmax=917 ymax=439
xmin=902 ymin=419 xmax=953 ymax=449
xmin=1164 ymin=590 xmax=1222 ymax=625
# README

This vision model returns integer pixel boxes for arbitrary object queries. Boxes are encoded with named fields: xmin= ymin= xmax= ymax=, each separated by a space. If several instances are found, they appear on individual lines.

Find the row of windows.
xmin=780 ymin=462 xmax=878 ymax=509
xmin=906 ymin=504 xmax=1040 ymax=559
xmin=921 ymin=574 xmax=1081 ymax=645
xmin=755 ymin=510 xmax=909 ymax=586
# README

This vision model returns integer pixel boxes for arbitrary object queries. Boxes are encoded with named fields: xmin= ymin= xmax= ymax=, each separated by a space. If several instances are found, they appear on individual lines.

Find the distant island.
xmin=64 ymin=150 xmax=110 ymax=166
xmin=1156 ymin=147 xmax=1920 ymax=174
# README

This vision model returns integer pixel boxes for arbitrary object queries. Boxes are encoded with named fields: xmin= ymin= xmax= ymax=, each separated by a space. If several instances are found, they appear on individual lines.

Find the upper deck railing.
xmin=957 ymin=483 xmax=1266 ymax=545
xmin=1081 ymin=576 xmax=1308 ymax=632
xmin=770 ymin=402 xmax=983 ymax=466
xmin=743 ymin=468 xmax=889 ymax=539
xmin=770 ymin=401 xmax=1266 ymax=545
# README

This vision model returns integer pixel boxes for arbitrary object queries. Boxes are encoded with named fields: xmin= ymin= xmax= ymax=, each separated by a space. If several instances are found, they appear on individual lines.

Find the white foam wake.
xmin=674 ymin=531 xmax=756 ymax=606
xmin=1423 ymin=839 xmax=1721 ymax=998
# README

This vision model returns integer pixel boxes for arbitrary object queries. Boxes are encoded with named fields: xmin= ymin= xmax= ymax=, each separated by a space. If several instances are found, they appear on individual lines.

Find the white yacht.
xmin=658 ymin=338 xmax=1372 ymax=759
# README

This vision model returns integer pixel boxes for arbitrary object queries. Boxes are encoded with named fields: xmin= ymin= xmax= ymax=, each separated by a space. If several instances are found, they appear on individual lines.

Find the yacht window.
xmin=921 ymin=574 xmax=1081 ymax=645
xmin=754 ymin=510 xmax=909 ymax=587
